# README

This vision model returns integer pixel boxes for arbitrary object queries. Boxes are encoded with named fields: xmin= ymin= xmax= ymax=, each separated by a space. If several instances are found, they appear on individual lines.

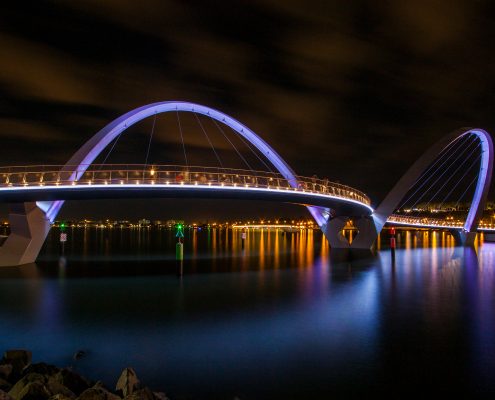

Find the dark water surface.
xmin=1 ymin=228 xmax=495 ymax=399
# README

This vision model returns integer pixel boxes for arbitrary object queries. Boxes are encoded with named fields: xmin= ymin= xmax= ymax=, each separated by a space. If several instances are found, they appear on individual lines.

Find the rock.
xmin=123 ymin=388 xmax=154 ymax=400
xmin=22 ymin=364 xmax=59 ymax=378
xmin=78 ymin=382 xmax=120 ymax=400
xmin=0 ymin=379 xmax=11 ymax=392
xmin=15 ymin=381 xmax=51 ymax=400
xmin=23 ymin=363 xmax=60 ymax=376
xmin=2 ymin=351 xmax=32 ymax=378
xmin=0 ymin=365 xmax=13 ymax=381
xmin=8 ymin=373 xmax=45 ymax=399
xmin=152 ymin=393 xmax=169 ymax=400
xmin=45 ymin=377 xmax=74 ymax=399
xmin=48 ymin=395 xmax=73 ymax=400
xmin=0 ymin=390 xmax=13 ymax=400
xmin=115 ymin=369 xmax=139 ymax=397
xmin=53 ymin=370 xmax=90 ymax=396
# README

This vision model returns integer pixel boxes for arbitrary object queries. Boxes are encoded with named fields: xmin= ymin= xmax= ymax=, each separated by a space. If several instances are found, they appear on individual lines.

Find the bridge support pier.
xmin=322 ymin=216 xmax=350 ymax=249
xmin=0 ymin=202 xmax=51 ymax=267
xmin=450 ymin=230 xmax=478 ymax=247
xmin=348 ymin=216 xmax=380 ymax=250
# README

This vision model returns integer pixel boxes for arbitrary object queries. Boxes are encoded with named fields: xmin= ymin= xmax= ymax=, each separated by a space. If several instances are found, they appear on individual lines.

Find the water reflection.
xmin=0 ymin=229 xmax=494 ymax=397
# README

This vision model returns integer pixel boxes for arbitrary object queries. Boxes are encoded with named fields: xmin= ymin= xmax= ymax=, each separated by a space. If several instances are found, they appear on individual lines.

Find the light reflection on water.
xmin=0 ymin=228 xmax=494 ymax=398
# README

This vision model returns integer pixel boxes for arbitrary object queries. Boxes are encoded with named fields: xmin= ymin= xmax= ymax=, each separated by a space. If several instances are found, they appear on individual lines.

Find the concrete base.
xmin=0 ymin=202 xmax=51 ymax=267
xmin=349 ymin=216 xmax=380 ymax=250
xmin=322 ymin=216 xmax=350 ymax=249
xmin=450 ymin=230 xmax=478 ymax=247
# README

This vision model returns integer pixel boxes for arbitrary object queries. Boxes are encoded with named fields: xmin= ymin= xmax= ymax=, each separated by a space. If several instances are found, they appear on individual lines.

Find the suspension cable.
xmin=453 ymin=175 xmax=479 ymax=211
xmin=437 ymin=154 xmax=481 ymax=209
xmin=421 ymin=152 xmax=481 ymax=213
xmin=194 ymin=113 xmax=223 ymax=168
xmin=398 ymin=135 xmax=478 ymax=210
xmin=98 ymin=130 xmax=125 ymax=170
xmin=144 ymin=113 xmax=156 ymax=168
xmin=209 ymin=116 xmax=253 ymax=170
xmin=407 ymin=134 xmax=467 ymax=190
xmin=408 ymin=141 xmax=480 ymax=214
xmin=176 ymin=109 xmax=188 ymax=167
xmin=234 ymin=129 xmax=274 ymax=173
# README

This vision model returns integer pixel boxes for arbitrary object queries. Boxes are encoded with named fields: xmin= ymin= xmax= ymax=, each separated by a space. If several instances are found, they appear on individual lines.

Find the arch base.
xmin=348 ymin=216 xmax=380 ymax=250
xmin=450 ymin=230 xmax=478 ymax=247
xmin=0 ymin=202 xmax=51 ymax=267
xmin=321 ymin=216 xmax=351 ymax=249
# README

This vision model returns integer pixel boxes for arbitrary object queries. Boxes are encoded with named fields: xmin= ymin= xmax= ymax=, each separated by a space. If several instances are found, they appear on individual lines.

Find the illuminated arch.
xmin=40 ymin=101 xmax=329 ymax=224
xmin=351 ymin=127 xmax=493 ymax=249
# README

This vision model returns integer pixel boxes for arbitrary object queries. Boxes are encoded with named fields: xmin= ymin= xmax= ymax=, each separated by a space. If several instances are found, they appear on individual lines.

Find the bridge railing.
xmin=388 ymin=214 xmax=495 ymax=230
xmin=388 ymin=214 xmax=464 ymax=228
xmin=0 ymin=164 xmax=371 ymax=206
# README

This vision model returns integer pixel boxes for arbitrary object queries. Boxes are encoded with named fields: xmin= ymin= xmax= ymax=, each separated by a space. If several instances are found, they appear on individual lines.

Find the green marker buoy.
xmin=59 ymin=221 xmax=68 ymax=254
xmin=175 ymin=223 xmax=184 ymax=261
xmin=176 ymin=242 xmax=183 ymax=260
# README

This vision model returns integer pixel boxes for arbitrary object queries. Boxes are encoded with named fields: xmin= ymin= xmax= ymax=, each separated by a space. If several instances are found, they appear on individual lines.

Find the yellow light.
xmin=150 ymin=169 xmax=155 ymax=176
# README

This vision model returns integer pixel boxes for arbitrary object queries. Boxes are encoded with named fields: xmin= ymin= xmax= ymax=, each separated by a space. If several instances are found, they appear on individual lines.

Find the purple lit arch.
xmin=39 ymin=101 xmax=330 ymax=225
xmin=378 ymin=128 xmax=492 ymax=233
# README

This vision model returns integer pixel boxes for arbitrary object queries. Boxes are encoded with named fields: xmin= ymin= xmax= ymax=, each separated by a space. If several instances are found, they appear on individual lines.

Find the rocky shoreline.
xmin=0 ymin=350 xmax=169 ymax=400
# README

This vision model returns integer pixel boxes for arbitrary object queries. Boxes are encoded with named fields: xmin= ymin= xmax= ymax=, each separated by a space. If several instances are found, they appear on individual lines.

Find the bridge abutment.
xmin=0 ymin=202 xmax=51 ymax=267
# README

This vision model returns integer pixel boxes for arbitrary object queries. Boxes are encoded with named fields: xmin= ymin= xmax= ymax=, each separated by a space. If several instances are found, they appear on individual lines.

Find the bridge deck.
xmin=0 ymin=164 xmax=373 ymax=217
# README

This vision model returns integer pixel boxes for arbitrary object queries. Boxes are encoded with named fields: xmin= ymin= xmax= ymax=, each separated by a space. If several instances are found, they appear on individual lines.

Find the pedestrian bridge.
xmin=387 ymin=214 xmax=495 ymax=232
xmin=0 ymin=164 xmax=372 ymax=216
xmin=0 ymin=100 xmax=492 ymax=266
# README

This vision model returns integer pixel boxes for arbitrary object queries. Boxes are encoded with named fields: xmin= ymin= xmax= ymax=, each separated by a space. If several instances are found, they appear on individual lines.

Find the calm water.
xmin=1 ymin=228 xmax=495 ymax=399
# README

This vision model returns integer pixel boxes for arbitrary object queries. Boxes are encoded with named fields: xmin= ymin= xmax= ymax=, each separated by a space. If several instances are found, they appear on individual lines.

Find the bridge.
xmin=0 ymin=164 xmax=371 ymax=214
xmin=0 ymin=101 xmax=492 ymax=266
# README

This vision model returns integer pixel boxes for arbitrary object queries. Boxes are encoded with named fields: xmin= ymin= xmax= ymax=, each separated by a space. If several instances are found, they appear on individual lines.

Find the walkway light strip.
xmin=0 ymin=183 xmax=374 ymax=213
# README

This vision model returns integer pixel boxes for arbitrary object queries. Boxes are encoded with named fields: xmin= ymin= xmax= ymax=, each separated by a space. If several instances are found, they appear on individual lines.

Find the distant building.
xmin=138 ymin=219 xmax=151 ymax=227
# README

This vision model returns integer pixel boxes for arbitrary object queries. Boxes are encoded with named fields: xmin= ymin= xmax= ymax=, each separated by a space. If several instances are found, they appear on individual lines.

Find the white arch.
xmin=350 ymin=127 xmax=493 ymax=249
xmin=40 ymin=101 xmax=330 ymax=225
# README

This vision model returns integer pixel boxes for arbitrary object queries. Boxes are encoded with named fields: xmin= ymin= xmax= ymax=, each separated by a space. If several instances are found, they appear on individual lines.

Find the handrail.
xmin=0 ymin=164 xmax=371 ymax=206
xmin=388 ymin=214 xmax=464 ymax=227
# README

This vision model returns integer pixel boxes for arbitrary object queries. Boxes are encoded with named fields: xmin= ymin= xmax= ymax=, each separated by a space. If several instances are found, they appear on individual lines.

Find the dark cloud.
xmin=1 ymin=0 xmax=495 ymax=219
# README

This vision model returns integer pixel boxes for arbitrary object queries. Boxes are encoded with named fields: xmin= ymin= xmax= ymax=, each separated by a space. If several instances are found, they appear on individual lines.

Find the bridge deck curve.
xmin=0 ymin=164 xmax=373 ymax=217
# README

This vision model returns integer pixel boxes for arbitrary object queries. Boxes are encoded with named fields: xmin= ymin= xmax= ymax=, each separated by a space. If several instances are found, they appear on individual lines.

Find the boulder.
xmin=15 ymin=381 xmax=51 ymax=400
xmin=45 ymin=377 xmax=74 ymax=399
xmin=2 ymin=352 xmax=32 ymax=378
xmin=78 ymin=382 xmax=120 ymax=400
xmin=152 ymin=393 xmax=168 ymax=400
xmin=115 ymin=369 xmax=139 ymax=397
xmin=53 ymin=370 xmax=90 ymax=396
xmin=123 ymin=388 xmax=154 ymax=400
xmin=0 ymin=380 xmax=11 ymax=393
xmin=0 ymin=365 xmax=12 ymax=381
xmin=8 ymin=373 xmax=45 ymax=399
xmin=22 ymin=364 xmax=59 ymax=378
xmin=48 ymin=395 xmax=73 ymax=400
xmin=0 ymin=390 xmax=13 ymax=400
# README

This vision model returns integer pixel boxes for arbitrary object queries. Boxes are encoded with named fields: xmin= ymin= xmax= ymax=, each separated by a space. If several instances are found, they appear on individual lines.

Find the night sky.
xmin=1 ymin=0 xmax=495 ymax=220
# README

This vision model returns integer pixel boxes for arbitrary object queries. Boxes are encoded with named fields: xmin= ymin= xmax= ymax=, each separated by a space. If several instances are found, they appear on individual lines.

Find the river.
xmin=0 ymin=227 xmax=494 ymax=399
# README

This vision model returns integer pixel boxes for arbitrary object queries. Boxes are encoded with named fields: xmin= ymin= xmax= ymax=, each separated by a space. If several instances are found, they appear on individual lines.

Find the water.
xmin=1 ymin=228 xmax=495 ymax=399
